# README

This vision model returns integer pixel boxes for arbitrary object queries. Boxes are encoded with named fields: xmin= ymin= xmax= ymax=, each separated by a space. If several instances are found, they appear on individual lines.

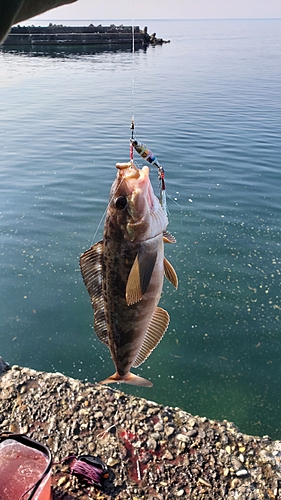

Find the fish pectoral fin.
xmin=164 ymin=257 xmax=178 ymax=289
xmin=79 ymin=241 xmax=109 ymax=346
xmin=163 ymin=230 xmax=177 ymax=244
xmin=132 ymin=307 xmax=170 ymax=368
xmin=126 ymin=245 xmax=158 ymax=306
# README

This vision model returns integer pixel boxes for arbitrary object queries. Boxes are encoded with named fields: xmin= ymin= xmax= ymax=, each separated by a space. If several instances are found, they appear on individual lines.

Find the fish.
xmin=79 ymin=161 xmax=178 ymax=387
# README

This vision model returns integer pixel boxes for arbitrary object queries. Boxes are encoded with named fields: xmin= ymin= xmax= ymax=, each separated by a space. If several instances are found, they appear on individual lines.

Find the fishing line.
xmin=90 ymin=175 xmax=127 ymax=246
xmin=128 ymin=7 xmax=168 ymax=218
xmin=90 ymin=3 xmax=135 ymax=246
xmin=90 ymin=203 xmax=108 ymax=246
xmin=91 ymin=8 xmax=168 ymax=247
xmin=130 ymin=0 xmax=135 ymax=161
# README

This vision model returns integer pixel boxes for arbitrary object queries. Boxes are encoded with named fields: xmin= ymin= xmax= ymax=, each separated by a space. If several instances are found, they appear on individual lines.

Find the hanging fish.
xmin=80 ymin=161 xmax=178 ymax=387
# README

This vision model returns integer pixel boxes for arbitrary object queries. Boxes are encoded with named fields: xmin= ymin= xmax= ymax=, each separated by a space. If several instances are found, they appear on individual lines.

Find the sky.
xmin=32 ymin=0 xmax=281 ymax=21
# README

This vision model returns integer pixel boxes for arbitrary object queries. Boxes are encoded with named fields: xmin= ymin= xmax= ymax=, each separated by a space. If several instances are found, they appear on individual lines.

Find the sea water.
xmin=0 ymin=19 xmax=280 ymax=439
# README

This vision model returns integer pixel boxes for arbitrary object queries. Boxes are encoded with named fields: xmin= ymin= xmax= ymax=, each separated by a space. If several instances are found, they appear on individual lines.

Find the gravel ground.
xmin=0 ymin=364 xmax=281 ymax=499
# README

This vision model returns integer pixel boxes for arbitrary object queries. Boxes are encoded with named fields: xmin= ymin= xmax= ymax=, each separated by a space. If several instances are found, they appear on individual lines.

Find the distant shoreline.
xmin=3 ymin=24 xmax=170 ymax=48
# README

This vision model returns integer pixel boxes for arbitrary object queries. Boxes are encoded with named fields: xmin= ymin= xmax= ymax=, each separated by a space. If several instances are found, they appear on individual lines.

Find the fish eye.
xmin=115 ymin=196 xmax=127 ymax=210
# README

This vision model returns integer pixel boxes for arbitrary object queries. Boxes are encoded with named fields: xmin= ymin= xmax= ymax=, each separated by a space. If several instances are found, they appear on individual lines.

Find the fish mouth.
xmin=116 ymin=162 xmax=149 ymax=182
xmin=114 ymin=161 xmax=160 ymax=239
xmin=115 ymin=162 xmax=152 ymax=213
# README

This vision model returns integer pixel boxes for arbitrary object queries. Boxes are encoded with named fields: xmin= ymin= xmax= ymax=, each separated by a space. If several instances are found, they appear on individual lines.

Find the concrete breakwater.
xmin=0 ymin=362 xmax=280 ymax=499
xmin=3 ymin=24 xmax=169 ymax=47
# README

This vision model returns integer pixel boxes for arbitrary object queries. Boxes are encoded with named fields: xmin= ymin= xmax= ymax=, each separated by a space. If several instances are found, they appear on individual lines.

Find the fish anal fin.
xmin=163 ymin=230 xmax=177 ymax=244
xmin=93 ymin=302 xmax=108 ymax=346
xmin=133 ymin=307 xmax=170 ymax=368
xmin=126 ymin=244 xmax=158 ymax=306
xmin=100 ymin=372 xmax=153 ymax=387
xmin=164 ymin=257 xmax=178 ymax=289
xmin=79 ymin=242 xmax=109 ymax=346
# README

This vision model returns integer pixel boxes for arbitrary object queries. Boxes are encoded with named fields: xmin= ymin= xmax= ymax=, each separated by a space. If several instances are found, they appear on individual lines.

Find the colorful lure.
xmin=130 ymin=137 xmax=167 ymax=216
xmin=130 ymin=138 xmax=161 ymax=169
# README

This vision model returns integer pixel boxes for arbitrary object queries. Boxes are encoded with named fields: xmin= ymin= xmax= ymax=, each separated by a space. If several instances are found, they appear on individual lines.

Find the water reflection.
xmin=0 ymin=43 xmax=147 ymax=58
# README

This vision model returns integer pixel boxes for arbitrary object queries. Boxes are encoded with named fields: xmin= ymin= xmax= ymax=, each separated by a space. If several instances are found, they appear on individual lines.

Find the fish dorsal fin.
xmin=132 ymin=307 xmax=170 ymax=368
xmin=164 ymin=257 xmax=178 ymax=289
xmin=163 ymin=230 xmax=177 ymax=244
xmin=79 ymin=242 xmax=109 ymax=346
xmin=126 ymin=244 xmax=158 ymax=306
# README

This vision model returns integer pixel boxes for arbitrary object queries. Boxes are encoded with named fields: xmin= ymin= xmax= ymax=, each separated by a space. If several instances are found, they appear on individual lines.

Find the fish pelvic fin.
xmin=164 ymin=257 xmax=178 ymax=289
xmin=126 ymin=242 xmax=158 ymax=306
xmin=163 ymin=230 xmax=177 ymax=244
xmin=100 ymin=372 xmax=153 ymax=387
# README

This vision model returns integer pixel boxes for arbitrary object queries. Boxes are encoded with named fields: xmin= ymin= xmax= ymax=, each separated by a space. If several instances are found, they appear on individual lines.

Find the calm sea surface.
xmin=1 ymin=19 xmax=280 ymax=439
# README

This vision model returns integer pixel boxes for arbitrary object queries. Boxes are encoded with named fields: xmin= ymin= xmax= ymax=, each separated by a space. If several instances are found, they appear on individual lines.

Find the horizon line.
xmin=25 ymin=17 xmax=281 ymax=22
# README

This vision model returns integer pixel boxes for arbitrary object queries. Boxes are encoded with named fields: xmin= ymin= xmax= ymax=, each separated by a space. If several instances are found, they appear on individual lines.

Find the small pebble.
xmin=57 ymin=476 xmax=68 ymax=487
xmin=165 ymin=426 xmax=175 ymax=437
xmin=88 ymin=441 xmax=95 ymax=452
xmin=9 ymin=423 xmax=19 ymax=433
xmin=154 ymin=422 xmax=163 ymax=432
xmin=107 ymin=457 xmax=120 ymax=466
xmin=198 ymin=429 xmax=206 ymax=439
xmin=95 ymin=411 xmax=104 ymax=419
xmin=198 ymin=477 xmax=211 ymax=487
xmin=188 ymin=418 xmax=197 ymax=428
xmin=230 ymin=478 xmax=240 ymax=489
xmin=231 ymin=457 xmax=243 ymax=471
xmin=176 ymin=489 xmax=185 ymax=496
xmin=236 ymin=468 xmax=249 ymax=477
xmin=163 ymin=450 xmax=174 ymax=460
xmin=147 ymin=438 xmax=157 ymax=451
xmin=176 ymin=433 xmax=189 ymax=443
xmin=187 ymin=429 xmax=198 ymax=437
xmin=151 ymin=432 xmax=161 ymax=441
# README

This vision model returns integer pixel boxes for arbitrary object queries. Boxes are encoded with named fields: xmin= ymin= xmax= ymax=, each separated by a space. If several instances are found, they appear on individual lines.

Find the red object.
xmin=0 ymin=434 xmax=52 ymax=500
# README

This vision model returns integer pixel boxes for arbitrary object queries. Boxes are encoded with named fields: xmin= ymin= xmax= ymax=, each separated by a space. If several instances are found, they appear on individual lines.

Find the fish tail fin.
xmin=100 ymin=372 xmax=153 ymax=387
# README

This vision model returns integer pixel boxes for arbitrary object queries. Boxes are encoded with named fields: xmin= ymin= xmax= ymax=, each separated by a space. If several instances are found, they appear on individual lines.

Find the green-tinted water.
xmin=1 ymin=19 xmax=280 ymax=438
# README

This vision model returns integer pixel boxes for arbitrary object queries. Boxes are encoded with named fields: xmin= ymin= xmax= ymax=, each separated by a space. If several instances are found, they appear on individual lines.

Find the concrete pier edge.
xmin=0 ymin=361 xmax=280 ymax=499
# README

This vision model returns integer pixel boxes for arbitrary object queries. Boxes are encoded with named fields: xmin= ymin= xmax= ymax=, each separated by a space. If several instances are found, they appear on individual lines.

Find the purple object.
xmin=67 ymin=455 xmax=109 ymax=488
